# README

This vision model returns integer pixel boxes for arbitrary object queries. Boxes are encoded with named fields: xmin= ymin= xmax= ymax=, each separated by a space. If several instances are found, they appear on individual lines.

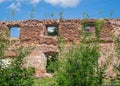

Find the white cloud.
xmin=8 ymin=2 xmax=21 ymax=11
xmin=44 ymin=0 xmax=80 ymax=7
xmin=8 ymin=0 xmax=41 ymax=11
xmin=6 ymin=0 xmax=79 ymax=11
xmin=47 ymin=27 xmax=56 ymax=32
xmin=0 ymin=0 xmax=6 ymax=3
xmin=15 ymin=0 xmax=41 ymax=5
xmin=30 ymin=0 xmax=41 ymax=4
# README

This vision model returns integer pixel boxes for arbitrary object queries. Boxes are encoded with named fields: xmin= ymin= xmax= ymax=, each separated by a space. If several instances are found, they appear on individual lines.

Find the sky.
xmin=0 ymin=0 xmax=120 ymax=21
xmin=10 ymin=27 xmax=20 ymax=38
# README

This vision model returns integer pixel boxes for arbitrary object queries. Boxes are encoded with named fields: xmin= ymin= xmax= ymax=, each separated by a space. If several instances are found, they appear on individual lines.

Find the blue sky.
xmin=0 ymin=0 xmax=120 ymax=21
xmin=10 ymin=27 xmax=20 ymax=38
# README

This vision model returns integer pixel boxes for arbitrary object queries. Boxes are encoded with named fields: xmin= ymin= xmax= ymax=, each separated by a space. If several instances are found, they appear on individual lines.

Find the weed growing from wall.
xmin=30 ymin=6 xmax=34 ymax=19
xmin=58 ymin=11 xmax=63 ymax=21
xmin=94 ymin=20 xmax=104 ymax=41
xmin=115 ymin=37 xmax=120 ymax=58
xmin=114 ymin=37 xmax=120 ymax=85
xmin=57 ymin=37 xmax=66 ymax=52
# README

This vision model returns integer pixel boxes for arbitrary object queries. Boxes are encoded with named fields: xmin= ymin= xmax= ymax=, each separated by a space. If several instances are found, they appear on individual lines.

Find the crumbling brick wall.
xmin=0 ymin=19 xmax=120 ymax=78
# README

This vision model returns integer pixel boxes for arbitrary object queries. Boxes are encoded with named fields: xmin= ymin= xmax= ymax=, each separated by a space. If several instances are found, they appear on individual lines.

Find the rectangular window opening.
xmin=10 ymin=27 xmax=20 ymax=39
xmin=84 ymin=24 xmax=95 ymax=32
xmin=46 ymin=25 xmax=58 ymax=36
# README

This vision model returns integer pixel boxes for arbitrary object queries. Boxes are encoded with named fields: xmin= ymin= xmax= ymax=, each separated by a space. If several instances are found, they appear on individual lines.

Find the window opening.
xmin=45 ymin=52 xmax=58 ymax=73
xmin=10 ymin=27 xmax=20 ymax=38
xmin=46 ymin=26 xmax=58 ymax=36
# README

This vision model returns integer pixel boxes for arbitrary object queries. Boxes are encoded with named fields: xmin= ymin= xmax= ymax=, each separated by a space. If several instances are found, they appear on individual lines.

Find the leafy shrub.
xmin=55 ymin=20 xmax=107 ymax=86
xmin=56 ymin=43 xmax=99 ymax=86
xmin=46 ymin=53 xmax=58 ymax=73
xmin=0 ymin=30 xmax=35 ymax=86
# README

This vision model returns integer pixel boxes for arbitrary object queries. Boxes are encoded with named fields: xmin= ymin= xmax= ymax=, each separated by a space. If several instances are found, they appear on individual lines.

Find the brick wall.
xmin=0 ymin=19 xmax=120 ymax=78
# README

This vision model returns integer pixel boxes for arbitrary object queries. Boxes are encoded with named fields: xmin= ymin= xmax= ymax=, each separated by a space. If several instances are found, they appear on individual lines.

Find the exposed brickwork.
xmin=59 ymin=23 xmax=80 ymax=43
xmin=0 ymin=19 xmax=120 ymax=78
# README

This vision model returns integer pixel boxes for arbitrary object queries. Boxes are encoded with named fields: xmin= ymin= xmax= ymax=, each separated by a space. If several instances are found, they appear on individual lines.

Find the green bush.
xmin=46 ymin=53 xmax=58 ymax=73
xmin=55 ymin=20 xmax=106 ymax=86
xmin=0 ymin=30 xmax=35 ymax=86
xmin=56 ymin=43 xmax=99 ymax=86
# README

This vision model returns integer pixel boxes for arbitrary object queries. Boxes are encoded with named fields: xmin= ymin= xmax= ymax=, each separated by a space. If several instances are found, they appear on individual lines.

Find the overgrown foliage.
xmin=46 ymin=53 xmax=58 ymax=73
xmin=53 ymin=19 xmax=120 ymax=86
xmin=94 ymin=20 xmax=104 ymax=41
xmin=114 ymin=37 xmax=120 ymax=85
xmin=0 ymin=30 xmax=35 ymax=86
xmin=115 ymin=37 xmax=120 ymax=58
xmin=56 ymin=43 xmax=99 ymax=86
xmin=54 ymin=20 xmax=103 ymax=86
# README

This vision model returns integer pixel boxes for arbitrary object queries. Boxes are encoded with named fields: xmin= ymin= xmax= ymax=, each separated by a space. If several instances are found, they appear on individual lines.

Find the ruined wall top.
xmin=0 ymin=18 xmax=120 ymax=43
xmin=0 ymin=18 xmax=120 ymax=26
xmin=0 ymin=18 xmax=120 ymax=58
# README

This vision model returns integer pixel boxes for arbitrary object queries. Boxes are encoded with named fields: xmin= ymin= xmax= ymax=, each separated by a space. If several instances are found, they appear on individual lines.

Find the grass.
xmin=34 ymin=77 xmax=56 ymax=86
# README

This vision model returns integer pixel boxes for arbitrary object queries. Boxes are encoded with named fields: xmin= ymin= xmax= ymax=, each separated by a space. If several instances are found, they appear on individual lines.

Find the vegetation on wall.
xmin=0 ymin=30 xmax=35 ymax=86
xmin=46 ymin=52 xmax=58 ymax=73
xmin=0 ymin=10 xmax=120 ymax=86
xmin=49 ymin=19 xmax=120 ymax=86
xmin=56 ymin=43 xmax=99 ymax=86
xmin=55 ymin=20 xmax=101 ymax=86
